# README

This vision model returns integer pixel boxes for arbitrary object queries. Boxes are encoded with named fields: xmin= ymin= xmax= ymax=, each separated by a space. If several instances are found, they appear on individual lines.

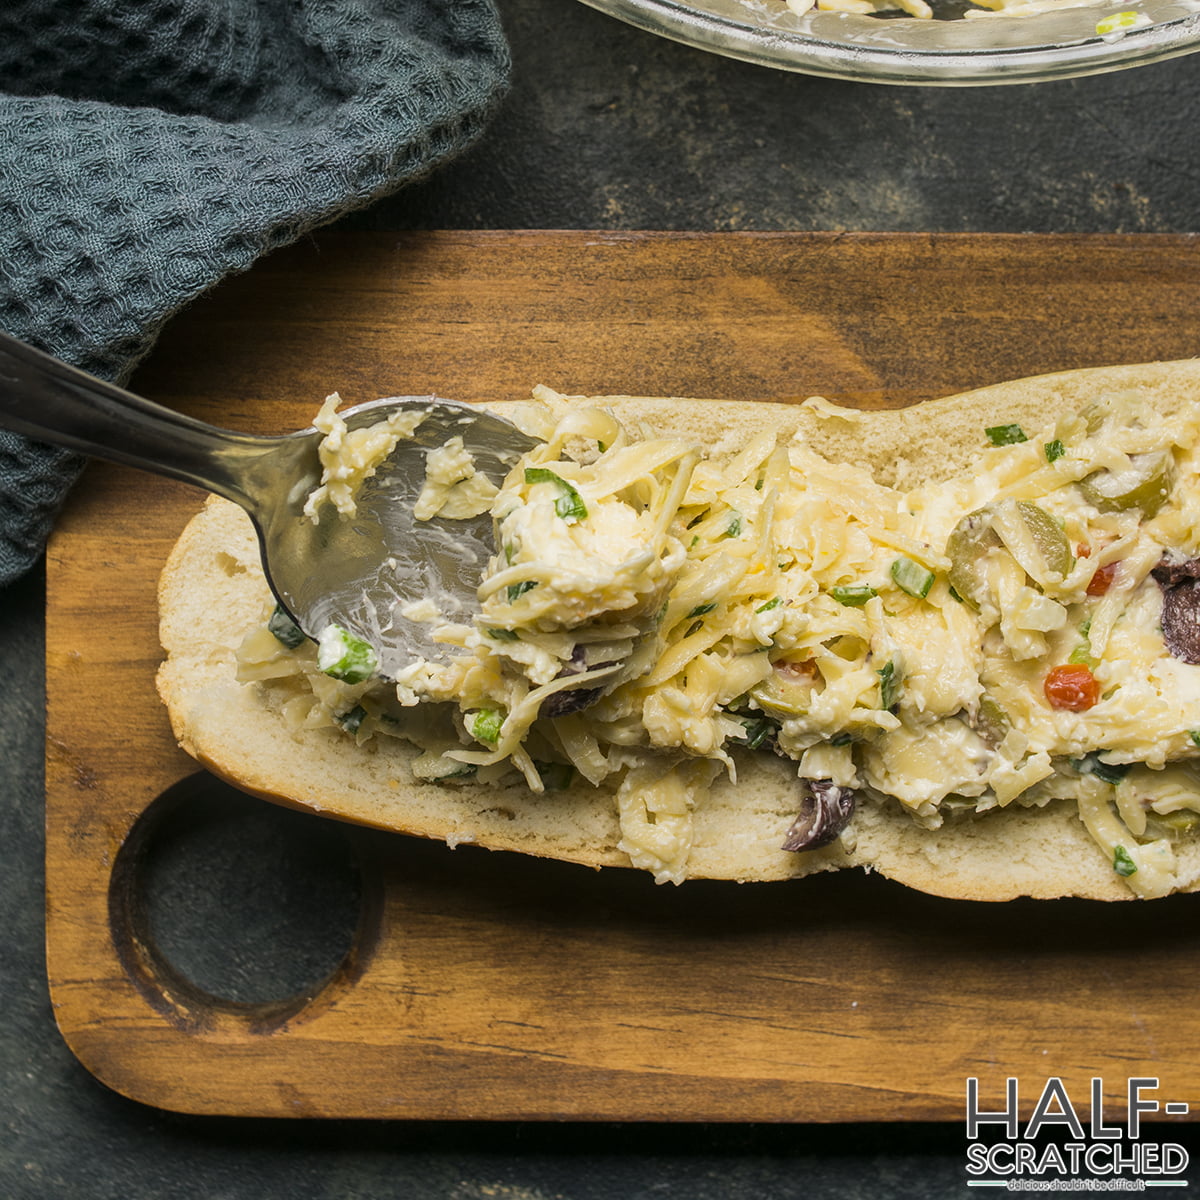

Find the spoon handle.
xmin=0 ymin=330 xmax=272 ymax=508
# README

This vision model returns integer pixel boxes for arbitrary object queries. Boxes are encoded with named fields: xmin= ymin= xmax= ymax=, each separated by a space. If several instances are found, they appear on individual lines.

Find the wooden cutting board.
xmin=45 ymin=231 xmax=1200 ymax=1121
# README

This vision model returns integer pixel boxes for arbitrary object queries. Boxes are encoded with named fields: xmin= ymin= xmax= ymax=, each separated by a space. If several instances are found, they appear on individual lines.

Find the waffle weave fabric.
xmin=0 ymin=0 xmax=509 ymax=586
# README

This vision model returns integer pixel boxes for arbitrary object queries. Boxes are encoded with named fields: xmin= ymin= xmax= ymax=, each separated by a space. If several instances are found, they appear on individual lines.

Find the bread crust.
xmin=156 ymin=362 xmax=1200 ymax=899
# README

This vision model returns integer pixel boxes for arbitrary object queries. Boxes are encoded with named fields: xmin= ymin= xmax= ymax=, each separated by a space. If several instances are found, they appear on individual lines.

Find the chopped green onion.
xmin=316 ymin=623 xmax=377 ymax=683
xmin=506 ymin=580 xmax=537 ymax=604
xmin=1044 ymin=439 xmax=1066 ymax=463
xmin=830 ymin=732 xmax=854 ymax=747
xmin=1190 ymin=731 xmax=1200 ymax=748
xmin=534 ymin=760 xmax=575 ymax=790
xmin=755 ymin=597 xmax=783 ymax=613
xmin=986 ymin=423 xmax=1028 ymax=446
xmin=830 ymin=584 xmax=878 ymax=607
xmin=268 ymin=603 xmax=307 ymax=649
xmin=1072 ymin=752 xmax=1130 ymax=785
xmin=486 ymin=627 xmax=520 ymax=641
xmin=1068 ymin=642 xmax=1099 ymax=668
xmin=335 ymin=704 xmax=368 ymax=735
xmin=1113 ymin=844 xmax=1138 ymax=877
xmin=890 ymin=557 xmax=935 ymax=599
xmin=723 ymin=512 xmax=743 ymax=539
xmin=1092 ymin=762 xmax=1130 ymax=786
xmin=878 ymin=659 xmax=900 ymax=710
xmin=524 ymin=467 xmax=587 ymax=522
xmin=690 ymin=535 xmax=700 ymax=548
xmin=687 ymin=602 xmax=718 ymax=618
xmin=730 ymin=714 xmax=778 ymax=750
xmin=470 ymin=708 xmax=505 ymax=745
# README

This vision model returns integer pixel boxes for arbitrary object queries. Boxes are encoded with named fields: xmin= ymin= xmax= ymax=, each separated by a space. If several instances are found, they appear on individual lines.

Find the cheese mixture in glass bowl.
xmin=577 ymin=0 xmax=1200 ymax=83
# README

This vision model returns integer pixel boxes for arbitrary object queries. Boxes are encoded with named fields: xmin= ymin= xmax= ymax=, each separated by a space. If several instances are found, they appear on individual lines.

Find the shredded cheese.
xmin=239 ymin=386 xmax=1200 ymax=892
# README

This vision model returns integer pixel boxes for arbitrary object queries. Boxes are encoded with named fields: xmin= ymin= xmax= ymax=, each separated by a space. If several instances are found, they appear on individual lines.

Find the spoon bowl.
xmin=255 ymin=398 xmax=537 ymax=677
xmin=0 ymin=331 xmax=537 ymax=677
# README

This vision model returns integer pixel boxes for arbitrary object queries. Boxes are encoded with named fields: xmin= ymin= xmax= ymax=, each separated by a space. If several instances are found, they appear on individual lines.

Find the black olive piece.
xmin=781 ymin=779 xmax=856 ymax=852
xmin=1151 ymin=555 xmax=1200 ymax=588
xmin=537 ymin=648 xmax=622 ymax=718
xmin=562 ymin=644 xmax=589 ymax=675
xmin=1152 ymin=556 xmax=1200 ymax=666
xmin=538 ymin=685 xmax=605 ymax=719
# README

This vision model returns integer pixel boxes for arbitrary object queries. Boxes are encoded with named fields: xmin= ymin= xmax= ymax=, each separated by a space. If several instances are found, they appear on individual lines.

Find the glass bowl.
xmin=579 ymin=0 xmax=1200 ymax=83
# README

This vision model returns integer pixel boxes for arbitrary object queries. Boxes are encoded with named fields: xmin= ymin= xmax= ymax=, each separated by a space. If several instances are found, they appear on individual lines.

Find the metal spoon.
xmin=0 ymin=330 xmax=538 ymax=678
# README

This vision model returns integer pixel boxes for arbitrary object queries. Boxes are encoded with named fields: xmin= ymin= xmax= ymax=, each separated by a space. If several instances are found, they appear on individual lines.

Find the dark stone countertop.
xmin=4 ymin=0 xmax=1200 ymax=1195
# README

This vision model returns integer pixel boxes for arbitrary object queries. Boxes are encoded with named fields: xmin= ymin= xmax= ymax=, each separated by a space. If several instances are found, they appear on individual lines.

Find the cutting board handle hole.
xmin=109 ymin=773 xmax=380 ymax=1030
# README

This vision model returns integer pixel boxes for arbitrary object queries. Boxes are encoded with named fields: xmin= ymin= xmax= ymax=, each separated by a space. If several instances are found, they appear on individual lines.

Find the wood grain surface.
xmin=45 ymin=231 xmax=1200 ymax=1120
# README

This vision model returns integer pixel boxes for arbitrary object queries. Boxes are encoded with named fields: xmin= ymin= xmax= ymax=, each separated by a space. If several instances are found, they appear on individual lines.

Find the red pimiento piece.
xmin=1044 ymin=664 xmax=1101 ymax=711
xmin=1086 ymin=562 xmax=1118 ymax=597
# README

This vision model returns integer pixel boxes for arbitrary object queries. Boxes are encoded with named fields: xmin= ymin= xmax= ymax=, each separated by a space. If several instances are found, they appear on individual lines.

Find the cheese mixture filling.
xmin=301 ymin=392 xmax=426 ymax=522
xmin=785 ymin=0 xmax=1143 ymax=25
xmin=237 ymin=385 xmax=1200 ymax=894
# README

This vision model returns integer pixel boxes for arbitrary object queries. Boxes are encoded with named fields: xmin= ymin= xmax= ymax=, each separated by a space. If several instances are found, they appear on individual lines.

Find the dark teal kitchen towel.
xmin=0 ymin=0 xmax=509 ymax=585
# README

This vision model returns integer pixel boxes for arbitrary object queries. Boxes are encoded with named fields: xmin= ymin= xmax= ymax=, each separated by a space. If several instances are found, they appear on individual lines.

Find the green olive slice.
xmin=974 ymin=695 xmax=1010 ymax=747
xmin=946 ymin=508 xmax=1002 ymax=612
xmin=1015 ymin=500 xmax=1073 ymax=580
xmin=1153 ymin=809 xmax=1200 ymax=834
xmin=985 ymin=499 xmax=1072 ymax=587
xmin=751 ymin=667 xmax=815 ymax=717
xmin=1079 ymin=451 xmax=1173 ymax=518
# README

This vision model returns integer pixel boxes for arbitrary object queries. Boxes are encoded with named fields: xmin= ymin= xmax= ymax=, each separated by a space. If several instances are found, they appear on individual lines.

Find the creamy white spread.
xmin=413 ymin=436 xmax=500 ymax=522
xmin=302 ymin=393 xmax=425 ymax=522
